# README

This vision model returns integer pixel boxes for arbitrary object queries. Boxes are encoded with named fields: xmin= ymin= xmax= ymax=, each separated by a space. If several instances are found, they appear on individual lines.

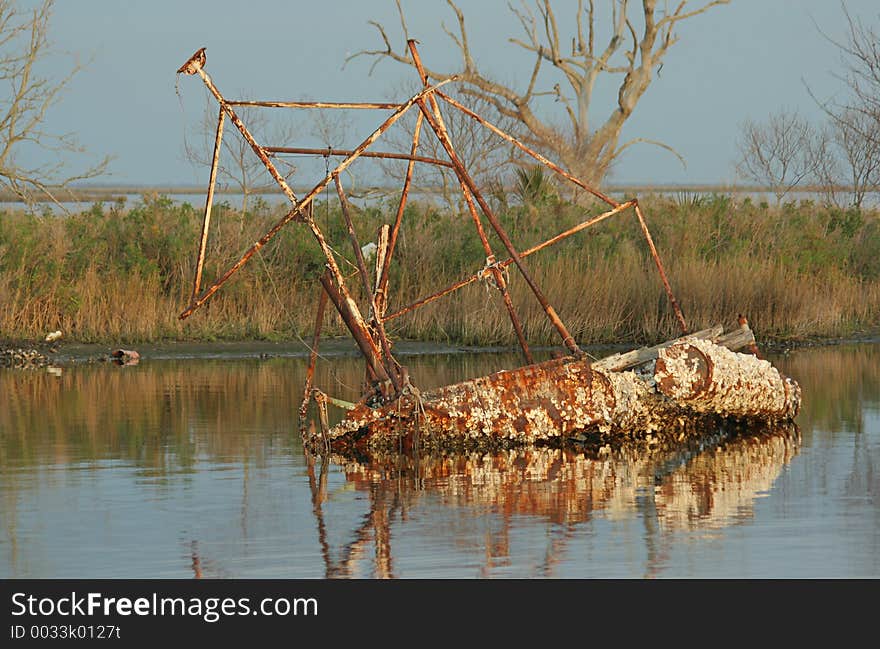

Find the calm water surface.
xmin=1 ymin=344 xmax=878 ymax=578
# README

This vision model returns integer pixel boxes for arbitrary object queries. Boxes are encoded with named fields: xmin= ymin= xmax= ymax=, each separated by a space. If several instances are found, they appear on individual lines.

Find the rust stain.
xmin=328 ymin=335 xmax=801 ymax=454
xmin=330 ymin=355 xmax=601 ymax=450
xmin=655 ymin=345 xmax=712 ymax=397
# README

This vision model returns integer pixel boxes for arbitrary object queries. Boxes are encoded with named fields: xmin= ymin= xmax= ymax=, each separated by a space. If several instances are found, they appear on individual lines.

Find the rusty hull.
xmin=327 ymin=332 xmax=802 ymax=454
xmin=331 ymin=354 xmax=613 ymax=452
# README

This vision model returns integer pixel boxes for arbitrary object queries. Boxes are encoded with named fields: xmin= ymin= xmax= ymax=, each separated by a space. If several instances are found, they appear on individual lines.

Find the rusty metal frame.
xmin=436 ymin=90 xmax=688 ymax=333
xmin=382 ymin=200 xmax=637 ymax=322
xmin=264 ymin=146 xmax=454 ymax=169
xmin=179 ymin=76 xmax=453 ymax=320
xmin=175 ymin=41 xmax=689 ymax=422
xmin=407 ymin=40 xmax=534 ymax=365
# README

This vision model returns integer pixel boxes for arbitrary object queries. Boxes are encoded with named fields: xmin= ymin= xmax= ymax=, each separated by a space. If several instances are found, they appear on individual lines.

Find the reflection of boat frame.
xmin=175 ymin=43 xmax=800 ymax=454
xmin=304 ymin=423 xmax=801 ymax=578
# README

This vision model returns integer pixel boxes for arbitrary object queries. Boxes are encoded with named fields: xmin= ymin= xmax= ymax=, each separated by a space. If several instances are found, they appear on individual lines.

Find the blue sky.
xmin=28 ymin=0 xmax=880 ymax=187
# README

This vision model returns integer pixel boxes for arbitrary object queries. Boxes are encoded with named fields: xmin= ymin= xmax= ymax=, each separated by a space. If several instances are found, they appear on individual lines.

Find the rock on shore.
xmin=0 ymin=346 xmax=52 ymax=369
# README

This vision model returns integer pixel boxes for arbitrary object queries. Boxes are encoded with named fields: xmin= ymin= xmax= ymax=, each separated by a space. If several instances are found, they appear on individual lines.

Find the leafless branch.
xmin=184 ymin=92 xmax=299 ymax=214
xmin=614 ymin=136 xmax=686 ymax=168
xmin=804 ymin=1 xmax=880 ymax=207
xmin=0 ymin=0 xmax=111 ymax=208
xmin=351 ymin=0 xmax=729 ymax=187
xmin=736 ymin=110 xmax=819 ymax=205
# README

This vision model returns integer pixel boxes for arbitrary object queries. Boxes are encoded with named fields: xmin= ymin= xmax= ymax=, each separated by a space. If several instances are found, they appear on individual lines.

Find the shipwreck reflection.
xmin=653 ymin=426 xmax=800 ymax=531
xmin=315 ymin=423 xmax=801 ymax=577
xmin=306 ymin=450 xmax=400 ymax=579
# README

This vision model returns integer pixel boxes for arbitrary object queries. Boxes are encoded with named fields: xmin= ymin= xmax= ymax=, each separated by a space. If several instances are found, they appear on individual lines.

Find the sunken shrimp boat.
xmin=174 ymin=43 xmax=801 ymax=456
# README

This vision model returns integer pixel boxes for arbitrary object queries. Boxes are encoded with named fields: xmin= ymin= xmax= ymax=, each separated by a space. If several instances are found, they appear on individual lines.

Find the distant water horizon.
xmin=3 ymin=182 xmax=878 ymax=211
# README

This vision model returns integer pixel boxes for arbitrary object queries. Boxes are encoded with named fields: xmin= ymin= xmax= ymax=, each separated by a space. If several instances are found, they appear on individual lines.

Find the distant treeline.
xmin=1 ymin=191 xmax=878 ymax=345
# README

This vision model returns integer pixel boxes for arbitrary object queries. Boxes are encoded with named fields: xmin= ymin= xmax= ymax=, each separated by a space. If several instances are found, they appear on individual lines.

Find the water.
xmin=8 ymin=187 xmax=879 ymax=216
xmin=1 ymin=344 xmax=878 ymax=578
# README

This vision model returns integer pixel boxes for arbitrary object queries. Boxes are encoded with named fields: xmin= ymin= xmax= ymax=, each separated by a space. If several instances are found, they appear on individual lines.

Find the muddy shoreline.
xmin=0 ymin=337 xmax=565 ymax=368
xmin=2 ymin=331 xmax=879 ymax=369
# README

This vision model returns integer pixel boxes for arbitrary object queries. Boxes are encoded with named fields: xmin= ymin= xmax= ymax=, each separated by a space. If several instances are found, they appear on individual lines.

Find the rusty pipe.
xmin=416 ymin=100 xmax=581 ymax=356
xmin=179 ymin=79 xmax=453 ymax=320
xmin=376 ymin=111 xmax=425 ymax=318
xmin=438 ymin=91 xmax=618 ymax=208
xmin=440 ymin=91 xmax=688 ymax=334
xmin=264 ymin=145 xmax=452 ymax=169
xmin=192 ymin=107 xmax=225 ymax=301
xmin=227 ymin=100 xmax=403 ymax=109
xmin=409 ymin=40 xmax=532 ymax=364
xmin=634 ymin=202 xmax=688 ymax=334
xmin=319 ymin=271 xmax=390 ymax=386
xmin=382 ymin=201 xmax=635 ymax=322
xmin=307 ymin=208 xmax=392 ymax=390
xmin=195 ymin=67 xmax=299 ymax=205
xmin=334 ymin=175 xmax=403 ymax=393
xmin=459 ymin=179 xmax=533 ymax=364
xmin=334 ymin=174 xmax=374 ymax=297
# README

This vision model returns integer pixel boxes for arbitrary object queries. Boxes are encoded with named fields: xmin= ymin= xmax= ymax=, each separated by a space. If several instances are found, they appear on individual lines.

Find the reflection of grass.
xmin=0 ymin=354 xmax=518 ymax=471
xmin=0 ymin=361 xmax=306 ymax=471
xmin=1 ymin=194 xmax=878 ymax=344
xmin=774 ymin=344 xmax=880 ymax=438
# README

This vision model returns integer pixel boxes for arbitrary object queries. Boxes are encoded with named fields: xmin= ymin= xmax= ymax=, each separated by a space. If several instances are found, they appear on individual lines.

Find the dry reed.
xmin=1 ymin=193 xmax=878 ymax=345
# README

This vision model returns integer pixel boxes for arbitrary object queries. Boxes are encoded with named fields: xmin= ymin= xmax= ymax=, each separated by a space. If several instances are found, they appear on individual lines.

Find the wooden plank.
xmin=712 ymin=325 xmax=756 ymax=353
xmin=593 ymin=325 xmax=724 ymax=372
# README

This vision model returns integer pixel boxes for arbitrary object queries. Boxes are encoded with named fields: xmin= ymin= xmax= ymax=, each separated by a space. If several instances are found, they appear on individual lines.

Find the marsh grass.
xmin=1 ymin=193 xmax=878 ymax=345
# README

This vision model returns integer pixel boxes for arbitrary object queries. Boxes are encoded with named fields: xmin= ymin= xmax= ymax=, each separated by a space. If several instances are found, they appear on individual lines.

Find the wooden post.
xmin=299 ymin=282 xmax=329 ymax=438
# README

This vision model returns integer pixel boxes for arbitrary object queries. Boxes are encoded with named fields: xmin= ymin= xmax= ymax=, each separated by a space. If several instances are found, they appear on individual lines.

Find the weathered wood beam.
xmin=592 ymin=326 xmax=724 ymax=372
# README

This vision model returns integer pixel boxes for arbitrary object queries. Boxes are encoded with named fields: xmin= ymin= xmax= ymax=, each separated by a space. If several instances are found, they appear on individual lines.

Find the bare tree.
xmin=349 ymin=0 xmax=728 ymax=189
xmin=834 ymin=110 xmax=880 ymax=209
xmin=184 ymin=95 xmax=298 ymax=214
xmin=811 ymin=124 xmax=844 ymax=208
xmin=808 ymin=4 xmax=880 ymax=208
xmin=0 ymin=0 xmax=110 ymax=206
xmin=815 ymin=109 xmax=880 ymax=209
xmin=735 ymin=110 xmax=819 ymax=205
xmin=831 ymin=5 xmax=880 ymax=147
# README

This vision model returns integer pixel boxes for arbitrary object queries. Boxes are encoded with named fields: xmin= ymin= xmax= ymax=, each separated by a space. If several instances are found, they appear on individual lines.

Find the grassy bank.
xmin=1 ymin=192 xmax=879 ymax=346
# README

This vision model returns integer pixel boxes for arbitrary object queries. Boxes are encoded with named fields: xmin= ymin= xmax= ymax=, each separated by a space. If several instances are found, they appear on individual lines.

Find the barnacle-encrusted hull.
xmin=327 ymin=327 xmax=801 ymax=454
